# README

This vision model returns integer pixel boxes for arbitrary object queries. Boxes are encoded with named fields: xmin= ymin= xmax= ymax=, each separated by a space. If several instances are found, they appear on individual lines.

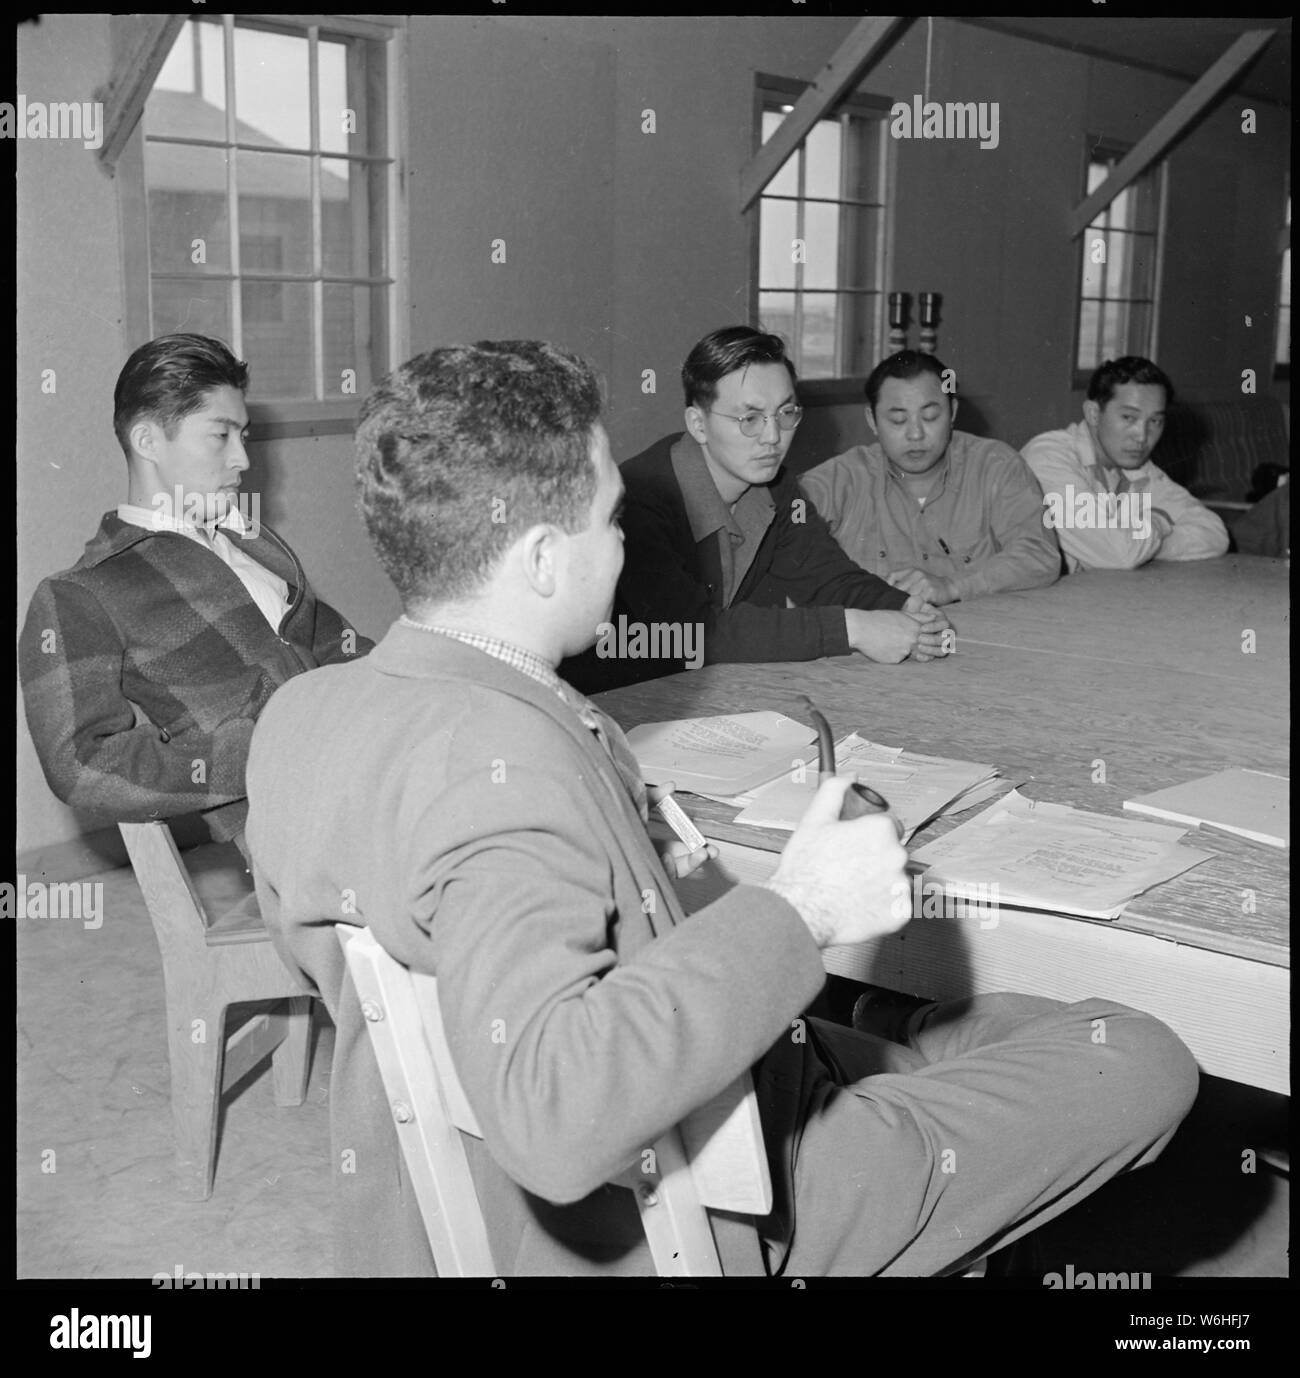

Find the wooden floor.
xmin=17 ymin=849 xmax=334 ymax=1280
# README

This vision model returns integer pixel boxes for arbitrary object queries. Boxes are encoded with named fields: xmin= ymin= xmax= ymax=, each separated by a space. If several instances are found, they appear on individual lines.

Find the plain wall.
xmin=15 ymin=14 xmax=1292 ymax=863
xmin=17 ymin=14 xmax=132 ymax=870
xmin=405 ymin=14 xmax=863 ymax=463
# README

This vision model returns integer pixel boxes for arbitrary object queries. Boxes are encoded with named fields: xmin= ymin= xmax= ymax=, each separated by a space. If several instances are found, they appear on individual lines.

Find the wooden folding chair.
xmin=118 ymin=821 xmax=313 ymax=1200
xmin=337 ymin=924 xmax=773 ymax=1277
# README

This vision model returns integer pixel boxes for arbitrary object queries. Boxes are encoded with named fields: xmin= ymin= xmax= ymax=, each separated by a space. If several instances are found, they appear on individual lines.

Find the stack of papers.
xmin=1124 ymin=769 xmax=1289 ymax=849
xmin=626 ymin=714 xmax=1003 ymax=841
xmin=625 ymin=712 xmax=818 ymax=797
xmin=731 ymin=734 xmax=1003 ymax=842
xmin=910 ymin=790 xmax=1216 ymax=920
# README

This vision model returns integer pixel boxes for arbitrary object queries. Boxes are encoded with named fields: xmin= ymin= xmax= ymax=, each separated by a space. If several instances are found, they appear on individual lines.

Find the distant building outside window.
xmin=143 ymin=15 xmax=396 ymax=404
xmin=753 ymin=80 xmax=894 ymax=384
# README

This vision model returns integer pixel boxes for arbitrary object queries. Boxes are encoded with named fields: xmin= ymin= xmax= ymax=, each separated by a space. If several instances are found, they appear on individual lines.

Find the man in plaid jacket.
xmin=20 ymin=333 xmax=372 ymax=859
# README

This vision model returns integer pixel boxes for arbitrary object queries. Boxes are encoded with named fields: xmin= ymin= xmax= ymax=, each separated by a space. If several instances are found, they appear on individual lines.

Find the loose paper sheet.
xmin=910 ymin=789 xmax=1216 ymax=920
xmin=1125 ymin=768 xmax=1290 ymax=848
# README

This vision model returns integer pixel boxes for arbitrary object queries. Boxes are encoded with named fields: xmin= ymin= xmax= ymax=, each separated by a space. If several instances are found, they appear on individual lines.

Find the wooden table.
xmin=596 ymin=557 xmax=1290 ymax=1093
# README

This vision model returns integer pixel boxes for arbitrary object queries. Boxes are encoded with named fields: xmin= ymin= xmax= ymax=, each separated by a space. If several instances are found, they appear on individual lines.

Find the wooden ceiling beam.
xmin=95 ymin=14 xmax=187 ymax=173
xmin=739 ymin=15 xmax=907 ymax=213
xmin=1068 ymin=28 xmax=1275 ymax=238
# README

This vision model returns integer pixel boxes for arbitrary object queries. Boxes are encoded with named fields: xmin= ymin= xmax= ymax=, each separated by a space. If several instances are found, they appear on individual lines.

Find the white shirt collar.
xmin=1070 ymin=421 xmax=1152 ymax=488
xmin=117 ymin=499 xmax=250 ymax=540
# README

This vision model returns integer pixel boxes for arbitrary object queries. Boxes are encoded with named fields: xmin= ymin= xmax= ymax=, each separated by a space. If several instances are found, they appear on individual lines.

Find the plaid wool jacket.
xmin=20 ymin=512 xmax=374 ymax=844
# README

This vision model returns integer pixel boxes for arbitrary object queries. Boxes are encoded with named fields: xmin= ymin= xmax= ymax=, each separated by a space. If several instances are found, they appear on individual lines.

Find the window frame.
xmin=117 ymin=12 xmax=409 ymax=440
xmin=749 ymin=74 xmax=897 ymax=407
xmin=1071 ymin=136 xmax=1167 ymax=390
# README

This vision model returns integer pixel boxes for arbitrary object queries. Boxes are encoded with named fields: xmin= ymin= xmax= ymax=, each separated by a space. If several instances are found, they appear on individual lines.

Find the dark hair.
xmin=113 ymin=333 xmax=250 ymax=457
xmin=355 ymin=341 xmax=603 ymax=606
xmin=681 ymin=326 xmax=798 ymax=410
xmin=864 ymin=350 xmax=951 ymax=411
xmin=1087 ymin=356 xmax=1175 ymax=409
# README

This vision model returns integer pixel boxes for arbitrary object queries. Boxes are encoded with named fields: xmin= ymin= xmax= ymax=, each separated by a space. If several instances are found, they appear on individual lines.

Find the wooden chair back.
xmin=337 ymin=924 xmax=771 ymax=1276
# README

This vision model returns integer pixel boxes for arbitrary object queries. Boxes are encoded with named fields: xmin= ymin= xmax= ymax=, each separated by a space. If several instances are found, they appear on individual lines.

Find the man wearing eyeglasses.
xmin=562 ymin=326 xmax=951 ymax=693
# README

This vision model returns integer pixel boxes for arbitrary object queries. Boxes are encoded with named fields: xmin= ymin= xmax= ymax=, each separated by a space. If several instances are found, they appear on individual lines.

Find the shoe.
xmin=851 ymin=986 xmax=934 ymax=1044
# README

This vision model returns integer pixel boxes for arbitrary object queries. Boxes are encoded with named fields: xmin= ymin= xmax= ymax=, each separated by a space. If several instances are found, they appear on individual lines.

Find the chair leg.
xmin=269 ymin=997 xmax=313 ymax=1106
xmin=163 ymin=1001 xmax=226 ymax=1201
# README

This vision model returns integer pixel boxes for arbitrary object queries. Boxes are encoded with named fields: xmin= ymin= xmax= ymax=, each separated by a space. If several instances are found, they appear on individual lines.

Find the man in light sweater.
xmin=1021 ymin=357 xmax=1229 ymax=571
xmin=800 ymin=350 xmax=1060 ymax=607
